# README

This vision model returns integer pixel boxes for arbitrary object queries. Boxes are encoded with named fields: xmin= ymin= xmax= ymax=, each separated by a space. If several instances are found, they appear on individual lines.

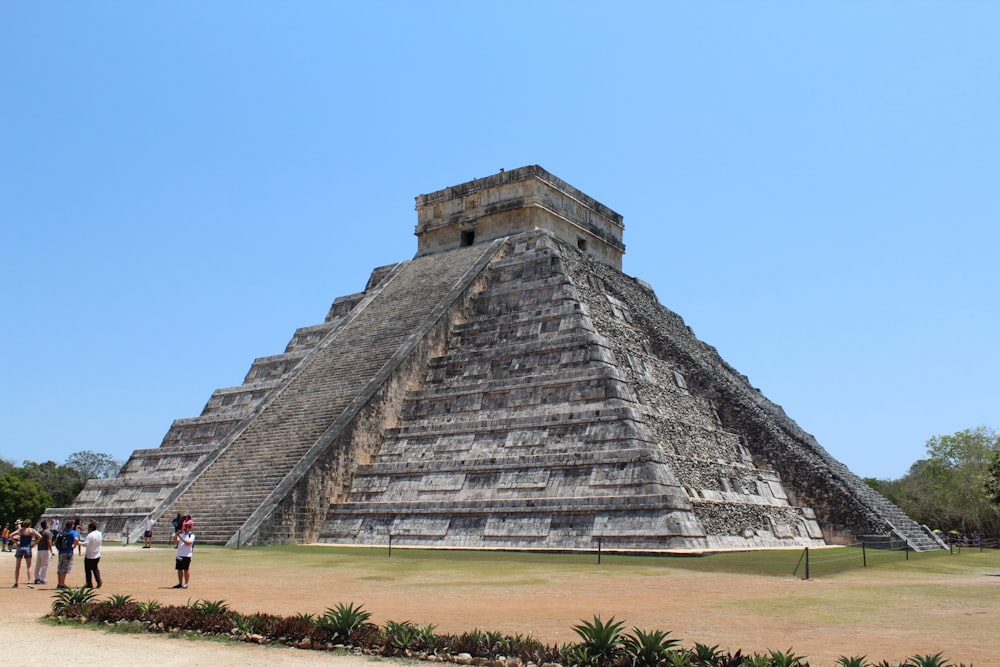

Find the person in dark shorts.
xmin=56 ymin=520 xmax=80 ymax=589
xmin=11 ymin=520 xmax=41 ymax=588
xmin=143 ymin=515 xmax=155 ymax=548
xmin=172 ymin=519 xmax=195 ymax=589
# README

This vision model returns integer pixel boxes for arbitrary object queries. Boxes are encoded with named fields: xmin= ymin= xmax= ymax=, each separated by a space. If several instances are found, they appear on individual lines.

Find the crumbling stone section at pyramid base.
xmin=47 ymin=165 xmax=944 ymax=552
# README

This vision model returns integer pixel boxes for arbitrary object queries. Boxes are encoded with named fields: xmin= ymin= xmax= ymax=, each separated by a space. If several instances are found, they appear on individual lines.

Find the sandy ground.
xmin=3 ymin=545 xmax=998 ymax=666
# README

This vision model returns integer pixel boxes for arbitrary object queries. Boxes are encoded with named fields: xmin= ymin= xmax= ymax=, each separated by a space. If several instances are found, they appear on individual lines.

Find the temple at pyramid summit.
xmin=48 ymin=166 xmax=944 ymax=551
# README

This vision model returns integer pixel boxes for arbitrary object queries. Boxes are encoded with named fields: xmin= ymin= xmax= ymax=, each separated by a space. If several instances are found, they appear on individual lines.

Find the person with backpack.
xmin=55 ymin=520 xmax=80 ymax=589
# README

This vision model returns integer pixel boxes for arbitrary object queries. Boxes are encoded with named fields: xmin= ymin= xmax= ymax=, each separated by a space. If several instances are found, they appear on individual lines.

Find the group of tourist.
xmin=7 ymin=512 xmax=196 ymax=591
xmin=6 ymin=518 xmax=102 ymax=589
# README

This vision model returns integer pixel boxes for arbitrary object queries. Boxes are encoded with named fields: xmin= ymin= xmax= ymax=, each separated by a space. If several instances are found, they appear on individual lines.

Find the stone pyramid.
xmin=49 ymin=166 xmax=942 ymax=551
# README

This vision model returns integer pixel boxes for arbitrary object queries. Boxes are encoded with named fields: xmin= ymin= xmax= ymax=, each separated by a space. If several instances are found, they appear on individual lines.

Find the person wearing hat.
xmin=171 ymin=518 xmax=195 ymax=589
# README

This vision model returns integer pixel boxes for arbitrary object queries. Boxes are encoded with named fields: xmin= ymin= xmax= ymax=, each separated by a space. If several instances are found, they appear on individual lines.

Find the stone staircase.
xmin=321 ymin=232 xmax=824 ymax=550
xmin=156 ymin=241 xmax=503 ymax=544
xmin=42 ymin=287 xmax=371 ymax=540
xmin=835 ymin=460 xmax=944 ymax=551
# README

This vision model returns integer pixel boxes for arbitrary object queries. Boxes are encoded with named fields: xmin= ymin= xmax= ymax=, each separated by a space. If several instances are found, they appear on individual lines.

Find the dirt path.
xmin=3 ymin=545 xmax=997 ymax=666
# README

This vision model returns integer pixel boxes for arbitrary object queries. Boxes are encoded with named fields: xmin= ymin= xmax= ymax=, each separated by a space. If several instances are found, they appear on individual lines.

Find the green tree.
xmin=924 ymin=427 xmax=999 ymax=534
xmin=65 ymin=450 xmax=123 ymax=481
xmin=875 ymin=427 xmax=1000 ymax=535
xmin=17 ymin=460 xmax=85 ymax=507
xmin=868 ymin=460 xmax=944 ymax=529
xmin=0 ymin=473 xmax=52 ymax=524
xmin=986 ymin=447 xmax=1000 ymax=509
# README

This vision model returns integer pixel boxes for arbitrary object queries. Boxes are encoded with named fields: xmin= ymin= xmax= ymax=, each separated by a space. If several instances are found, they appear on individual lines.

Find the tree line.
xmin=0 ymin=450 xmax=122 ymax=526
xmin=865 ymin=425 xmax=1000 ymax=536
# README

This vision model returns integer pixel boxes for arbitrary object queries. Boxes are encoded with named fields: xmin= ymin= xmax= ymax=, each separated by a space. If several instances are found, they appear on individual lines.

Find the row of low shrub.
xmin=47 ymin=588 xmax=969 ymax=667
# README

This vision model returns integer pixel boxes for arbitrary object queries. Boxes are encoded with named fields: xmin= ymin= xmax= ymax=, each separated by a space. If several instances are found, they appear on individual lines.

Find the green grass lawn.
xmin=193 ymin=541 xmax=1000 ymax=581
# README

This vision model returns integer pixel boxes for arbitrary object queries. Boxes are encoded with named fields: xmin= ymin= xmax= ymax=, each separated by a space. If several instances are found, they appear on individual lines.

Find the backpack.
xmin=54 ymin=530 xmax=71 ymax=551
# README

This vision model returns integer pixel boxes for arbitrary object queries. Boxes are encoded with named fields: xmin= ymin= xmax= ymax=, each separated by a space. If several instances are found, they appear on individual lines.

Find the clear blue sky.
xmin=1 ymin=3 xmax=996 ymax=480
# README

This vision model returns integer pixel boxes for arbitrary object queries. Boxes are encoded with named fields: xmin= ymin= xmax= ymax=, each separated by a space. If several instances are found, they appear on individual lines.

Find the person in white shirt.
xmin=143 ymin=515 xmax=156 ymax=548
xmin=83 ymin=521 xmax=103 ymax=589
xmin=172 ymin=519 xmax=195 ymax=589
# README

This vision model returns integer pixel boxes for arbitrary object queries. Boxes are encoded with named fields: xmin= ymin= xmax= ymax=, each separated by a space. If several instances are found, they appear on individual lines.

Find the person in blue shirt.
xmin=56 ymin=519 xmax=80 ymax=589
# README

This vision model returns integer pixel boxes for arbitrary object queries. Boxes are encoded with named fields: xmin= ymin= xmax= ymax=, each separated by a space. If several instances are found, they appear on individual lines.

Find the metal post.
xmin=905 ymin=544 xmax=909 ymax=561
xmin=804 ymin=547 xmax=810 ymax=580
xmin=388 ymin=534 xmax=392 ymax=558
xmin=597 ymin=537 xmax=602 ymax=565
xmin=862 ymin=540 xmax=867 ymax=567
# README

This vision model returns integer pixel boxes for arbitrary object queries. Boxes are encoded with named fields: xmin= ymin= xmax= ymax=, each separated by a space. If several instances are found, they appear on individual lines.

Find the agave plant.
xmin=743 ymin=652 xmax=773 ymax=667
xmin=623 ymin=627 xmax=681 ymax=667
xmin=449 ymin=628 xmax=485 ymax=655
xmin=191 ymin=599 xmax=230 ymax=616
xmin=230 ymin=612 xmax=256 ymax=636
xmin=716 ymin=649 xmax=747 ymax=667
xmin=482 ymin=629 xmax=507 ymax=655
xmin=414 ymin=623 xmax=441 ymax=652
xmin=50 ymin=586 xmax=99 ymax=615
xmin=107 ymin=593 xmax=136 ymax=608
xmin=382 ymin=619 xmax=418 ymax=655
xmin=137 ymin=599 xmax=162 ymax=615
xmin=908 ymin=653 xmax=953 ymax=667
xmin=664 ymin=650 xmax=694 ymax=667
xmin=228 ymin=611 xmax=281 ymax=637
xmin=318 ymin=601 xmax=373 ymax=643
xmin=570 ymin=615 xmax=627 ymax=666
xmin=767 ymin=648 xmax=808 ymax=667
xmin=690 ymin=642 xmax=723 ymax=665
xmin=837 ymin=657 xmax=870 ymax=667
